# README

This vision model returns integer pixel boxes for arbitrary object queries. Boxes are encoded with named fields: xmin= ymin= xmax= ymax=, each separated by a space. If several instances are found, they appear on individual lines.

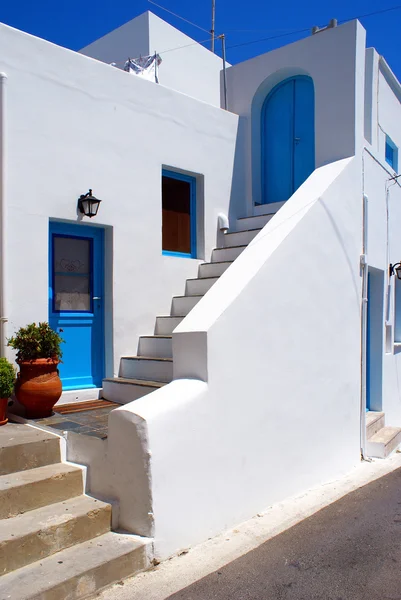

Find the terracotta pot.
xmin=15 ymin=358 xmax=62 ymax=419
xmin=0 ymin=397 xmax=8 ymax=425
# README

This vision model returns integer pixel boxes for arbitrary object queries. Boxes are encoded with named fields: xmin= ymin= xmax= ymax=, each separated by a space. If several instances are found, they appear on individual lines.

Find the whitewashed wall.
xmin=103 ymin=157 xmax=363 ymax=558
xmin=81 ymin=11 xmax=225 ymax=108
xmin=363 ymin=55 xmax=401 ymax=425
xmin=0 ymin=22 xmax=240 ymax=387
xmin=224 ymin=20 xmax=366 ymax=210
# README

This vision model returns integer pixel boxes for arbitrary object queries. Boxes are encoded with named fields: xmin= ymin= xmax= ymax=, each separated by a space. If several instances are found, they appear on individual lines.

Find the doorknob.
xmin=92 ymin=297 xmax=101 ymax=300
xmin=294 ymin=137 xmax=301 ymax=144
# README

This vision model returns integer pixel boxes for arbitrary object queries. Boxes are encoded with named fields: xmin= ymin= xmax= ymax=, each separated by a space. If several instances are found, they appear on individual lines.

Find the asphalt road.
xmin=167 ymin=467 xmax=401 ymax=600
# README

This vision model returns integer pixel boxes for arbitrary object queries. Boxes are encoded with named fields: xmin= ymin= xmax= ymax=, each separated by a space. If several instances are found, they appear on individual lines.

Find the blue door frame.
xmin=162 ymin=169 xmax=197 ymax=258
xmin=261 ymin=76 xmax=315 ymax=205
xmin=49 ymin=222 xmax=105 ymax=390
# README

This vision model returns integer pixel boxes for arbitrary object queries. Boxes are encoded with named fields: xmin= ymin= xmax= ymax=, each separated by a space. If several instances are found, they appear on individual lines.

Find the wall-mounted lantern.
xmin=77 ymin=189 xmax=102 ymax=218
xmin=389 ymin=263 xmax=401 ymax=280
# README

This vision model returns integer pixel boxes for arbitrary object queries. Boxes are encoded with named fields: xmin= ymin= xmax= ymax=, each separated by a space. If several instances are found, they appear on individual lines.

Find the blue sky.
xmin=1 ymin=1 xmax=401 ymax=78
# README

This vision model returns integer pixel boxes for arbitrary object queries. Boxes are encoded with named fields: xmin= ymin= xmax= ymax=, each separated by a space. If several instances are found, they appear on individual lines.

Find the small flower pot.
xmin=0 ymin=397 xmax=8 ymax=425
xmin=15 ymin=358 xmax=62 ymax=419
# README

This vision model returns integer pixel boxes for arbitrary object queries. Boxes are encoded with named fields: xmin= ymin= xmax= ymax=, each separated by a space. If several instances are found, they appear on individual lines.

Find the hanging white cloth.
xmin=124 ymin=54 xmax=162 ymax=83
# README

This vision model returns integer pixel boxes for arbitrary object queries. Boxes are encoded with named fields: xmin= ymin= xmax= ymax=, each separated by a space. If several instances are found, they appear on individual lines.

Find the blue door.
xmin=366 ymin=269 xmax=384 ymax=411
xmin=49 ymin=222 xmax=105 ymax=390
xmin=262 ymin=76 xmax=315 ymax=204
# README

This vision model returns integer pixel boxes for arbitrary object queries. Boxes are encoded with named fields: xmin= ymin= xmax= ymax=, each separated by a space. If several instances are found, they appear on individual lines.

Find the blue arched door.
xmin=262 ymin=76 xmax=315 ymax=204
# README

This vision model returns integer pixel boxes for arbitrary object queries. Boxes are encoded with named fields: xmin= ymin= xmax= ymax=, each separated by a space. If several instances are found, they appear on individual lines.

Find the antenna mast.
xmin=211 ymin=0 xmax=216 ymax=52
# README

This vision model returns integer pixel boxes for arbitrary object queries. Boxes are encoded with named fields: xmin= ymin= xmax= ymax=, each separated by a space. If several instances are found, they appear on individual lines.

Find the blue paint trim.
xmin=261 ymin=75 xmax=315 ymax=205
xmin=385 ymin=134 xmax=398 ymax=171
xmin=49 ymin=221 xmax=105 ymax=390
xmin=162 ymin=250 xmax=193 ymax=258
xmin=162 ymin=169 xmax=197 ymax=258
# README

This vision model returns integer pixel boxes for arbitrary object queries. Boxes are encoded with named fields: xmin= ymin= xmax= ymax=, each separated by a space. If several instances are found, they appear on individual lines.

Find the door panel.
xmin=293 ymin=77 xmax=315 ymax=192
xmin=263 ymin=79 xmax=294 ymax=204
xmin=262 ymin=76 xmax=315 ymax=204
xmin=49 ymin=222 xmax=104 ymax=390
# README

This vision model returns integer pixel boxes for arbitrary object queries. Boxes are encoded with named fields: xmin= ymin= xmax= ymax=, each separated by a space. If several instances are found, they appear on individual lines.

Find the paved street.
xmin=168 ymin=467 xmax=401 ymax=600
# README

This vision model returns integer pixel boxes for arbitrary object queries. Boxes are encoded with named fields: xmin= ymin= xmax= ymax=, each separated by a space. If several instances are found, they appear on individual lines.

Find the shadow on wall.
xmin=228 ymin=116 xmax=248 ymax=224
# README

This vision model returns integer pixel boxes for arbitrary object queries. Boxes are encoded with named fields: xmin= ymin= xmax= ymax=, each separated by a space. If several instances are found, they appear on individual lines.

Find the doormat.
xmin=54 ymin=400 xmax=120 ymax=415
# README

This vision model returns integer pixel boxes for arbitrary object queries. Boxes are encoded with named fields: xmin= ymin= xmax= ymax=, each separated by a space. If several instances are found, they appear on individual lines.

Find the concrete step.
xmin=223 ymin=228 xmax=261 ymax=247
xmin=0 ymin=495 xmax=111 ymax=575
xmin=0 ymin=531 xmax=150 ymax=600
xmin=212 ymin=245 xmax=246 ymax=263
xmin=366 ymin=411 xmax=385 ymax=439
xmin=253 ymin=201 xmax=285 ymax=215
xmin=0 ymin=463 xmax=83 ymax=519
xmin=186 ymin=276 xmax=219 ymax=296
xmin=171 ymin=294 xmax=202 ymax=316
xmin=102 ymin=377 xmax=165 ymax=404
xmin=366 ymin=426 xmax=401 ymax=458
xmin=138 ymin=335 xmax=172 ymax=358
xmin=0 ymin=424 xmax=61 ymax=476
xmin=233 ymin=213 xmax=274 ymax=231
xmin=198 ymin=261 xmax=232 ymax=278
xmin=120 ymin=356 xmax=173 ymax=383
xmin=155 ymin=315 xmax=184 ymax=335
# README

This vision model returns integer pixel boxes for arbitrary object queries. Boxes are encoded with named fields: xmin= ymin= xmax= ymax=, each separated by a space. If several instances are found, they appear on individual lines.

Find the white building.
xmin=1 ymin=9 xmax=401 ymax=566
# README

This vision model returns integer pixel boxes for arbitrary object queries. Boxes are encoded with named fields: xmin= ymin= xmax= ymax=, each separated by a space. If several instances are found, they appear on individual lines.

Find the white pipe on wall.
xmin=0 ymin=73 xmax=8 ymax=357
xmin=360 ymin=193 xmax=368 ymax=459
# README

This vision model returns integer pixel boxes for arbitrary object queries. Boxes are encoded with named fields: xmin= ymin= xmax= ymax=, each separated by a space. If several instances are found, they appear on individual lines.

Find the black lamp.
xmin=77 ymin=189 xmax=102 ymax=218
xmin=389 ymin=262 xmax=401 ymax=280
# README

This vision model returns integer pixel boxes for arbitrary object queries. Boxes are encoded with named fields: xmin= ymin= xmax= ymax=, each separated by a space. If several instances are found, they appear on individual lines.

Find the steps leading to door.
xmin=0 ymin=423 xmax=150 ymax=596
xmin=366 ymin=411 xmax=401 ymax=458
xmin=102 ymin=208 xmax=280 ymax=405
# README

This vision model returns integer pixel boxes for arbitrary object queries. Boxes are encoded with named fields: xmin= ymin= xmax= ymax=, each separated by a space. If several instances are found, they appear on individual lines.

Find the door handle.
xmin=92 ymin=297 xmax=101 ymax=300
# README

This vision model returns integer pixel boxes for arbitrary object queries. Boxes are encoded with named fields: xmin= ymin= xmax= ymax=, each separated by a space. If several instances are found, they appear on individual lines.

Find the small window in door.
xmin=162 ymin=169 xmax=196 ymax=257
xmin=385 ymin=135 xmax=398 ymax=171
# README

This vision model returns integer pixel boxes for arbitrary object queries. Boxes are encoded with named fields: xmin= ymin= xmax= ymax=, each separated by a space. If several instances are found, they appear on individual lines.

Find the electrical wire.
xmin=106 ymin=2 xmax=401 ymax=67
xmin=148 ymin=0 xmax=211 ymax=34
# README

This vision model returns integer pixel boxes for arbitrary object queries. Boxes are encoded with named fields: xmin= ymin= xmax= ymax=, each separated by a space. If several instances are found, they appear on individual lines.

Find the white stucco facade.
xmin=2 ymin=12 xmax=401 ymax=561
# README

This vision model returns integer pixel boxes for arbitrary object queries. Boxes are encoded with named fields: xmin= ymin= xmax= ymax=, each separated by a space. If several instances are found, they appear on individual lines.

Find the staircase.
xmin=103 ymin=208 xmax=277 ymax=404
xmin=0 ymin=423 xmax=150 ymax=599
xmin=366 ymin=411 xmax=401 ymax=458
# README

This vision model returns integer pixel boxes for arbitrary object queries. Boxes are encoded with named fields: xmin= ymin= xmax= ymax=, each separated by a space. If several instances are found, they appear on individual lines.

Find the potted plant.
xmin=8 ymin=322 xmax=64 ymax=419
xmin=0 ymin=358 xmax=15 ymax=425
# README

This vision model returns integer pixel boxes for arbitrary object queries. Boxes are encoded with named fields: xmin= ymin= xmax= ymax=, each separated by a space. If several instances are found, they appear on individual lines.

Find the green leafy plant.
xmin=8 ymin=322 xmax=64 ymax=362
xmin=0 ymin=357 xmax=15 ymax=398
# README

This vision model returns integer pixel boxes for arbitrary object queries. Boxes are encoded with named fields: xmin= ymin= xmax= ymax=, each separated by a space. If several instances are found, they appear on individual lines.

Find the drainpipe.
xmin=0 ymin=73 xmax=8 ymax=357
xmin=360 ymin=193 xmax=368 ymax=460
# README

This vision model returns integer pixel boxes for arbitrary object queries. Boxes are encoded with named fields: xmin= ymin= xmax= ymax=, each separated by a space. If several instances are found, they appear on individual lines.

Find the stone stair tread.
xmin=225 ymin=227 xmax=262 ymax=233
xmin=0 ymin=494 xmax=110 ymax=544
xmin=237 ymin=212 xmax=275 ymax=219
xmin=368 ymin=426 xmax=401 ymax=444
xmin=103 ymin=377 xmax=166 ymax=387
xmin=0 ymin=423 xmax=58 ymax=448
xmin=0 ymin=462 xmax=82 ymax=494
xmin=366 ymin=411 xmax=385 ymax=427
xmin=199 ymin=260 xmax=232 ymax=266
xmin=214 ymin=244 xmax=247 ymax=250
xmin=173 ymin=294 xmax=203 ymax=299
xmin=186 ymin=276 xmax=219 ymax=282
xmin=140 ymin=334 xmax=172 ymax=339
xmin=121 ymin=356 xmax=173 ymax=362
xmin=0 ymin=531 xmax=149 ymax=599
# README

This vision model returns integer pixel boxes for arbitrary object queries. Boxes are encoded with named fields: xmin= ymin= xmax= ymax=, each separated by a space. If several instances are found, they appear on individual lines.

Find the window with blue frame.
xmin=385 ymin=135 xmax=398 ymax=171
xmin=162 ymin=169 xmax=196 ymax=258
